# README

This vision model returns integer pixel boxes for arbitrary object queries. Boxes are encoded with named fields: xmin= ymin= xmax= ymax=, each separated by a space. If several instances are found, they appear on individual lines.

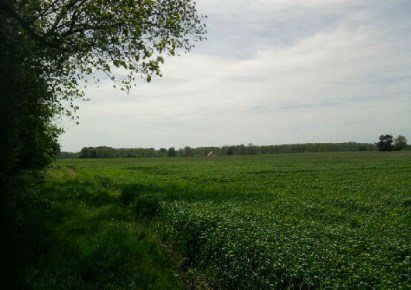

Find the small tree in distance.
xmin=167 ymin=147 xmax=176 ymax=157
xmin=376 ymin=134 xmax=408 ymax=151
xmin=376 ymin=134 xmax=394 ymax=151
xmin=394 ymin=135 xmax=407 ymax=151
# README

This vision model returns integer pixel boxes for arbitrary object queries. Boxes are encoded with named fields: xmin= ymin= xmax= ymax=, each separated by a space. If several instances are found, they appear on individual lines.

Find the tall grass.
xmin=1 ymin=166 xmax=184 ymax=289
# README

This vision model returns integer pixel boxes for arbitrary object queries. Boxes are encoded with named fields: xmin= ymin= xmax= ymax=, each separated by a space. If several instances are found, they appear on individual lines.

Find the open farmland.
xmin=51 ymin=152 xmax=410 ymax=288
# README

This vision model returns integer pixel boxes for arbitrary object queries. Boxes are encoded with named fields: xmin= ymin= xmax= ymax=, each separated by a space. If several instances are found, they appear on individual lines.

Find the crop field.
xmin=50 ymin=152 xmax=411 ymax=289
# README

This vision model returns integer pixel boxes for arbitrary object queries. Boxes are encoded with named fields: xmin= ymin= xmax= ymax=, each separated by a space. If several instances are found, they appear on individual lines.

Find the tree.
xmin=1 ymin=0 xmax=206 ymax=92
xmin=0 ymin=0 xmax=206 ymax=175
xmin=184 ymin=146 xmax=193 ymax=157
xmin=1 ymin=11 xmax=62 ymax=174
xmin=376 ymin=134 xmax=394 ymax=151
xmin=167 ymin=147 xmax=176 ymax=157
xmin=394 ymin=135 xmax=407 ymax=151
xmin=159 ymin=148 xmax=167 ymax=156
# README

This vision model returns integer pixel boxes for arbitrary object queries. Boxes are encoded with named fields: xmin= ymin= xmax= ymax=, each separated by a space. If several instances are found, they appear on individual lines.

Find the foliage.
xmin=56 ymin=151 xmax=80 ymax=159
xmin=206 ymin=142 xmax=377 ymax=155
xmin=2 ymin=0 xmax=206 ymax=90
xmin=376 ymin=134 xmax=394 ymax=151
xmin=394 ymin=135 xmax=407 ymax=151
xmin=0 ymin=12 xmax=62 ymax=174
xmin=376 ymin=134 xmax=408 ymax=151
xmin=72 ymin=142 xmax=378 ymax=159
xmin=167 ymin=147 xmax=177 ymax=157
xmin=79 ymin=146 xmax=162 ymax=158
xmin=80 ymin=146 xmax=116 ymax=158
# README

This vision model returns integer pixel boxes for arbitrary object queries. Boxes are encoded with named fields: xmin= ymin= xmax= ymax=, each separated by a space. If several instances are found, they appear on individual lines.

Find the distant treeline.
xmin=56 ymin=142 xmax=390 ymax=159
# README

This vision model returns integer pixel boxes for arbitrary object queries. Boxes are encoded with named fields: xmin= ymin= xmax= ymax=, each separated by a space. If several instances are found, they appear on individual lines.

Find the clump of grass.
xmin=120 ymin=182 xmax=163 ymax=206
xmin=94 ymin=175 xmax=115 ymax=189
xmin=132 ymin=194 xmax=161 ymax=219
xmin=120 ymin=183 xmax=143 ymax=206
xmin=121 ymin=183 xmax=161 ymax=220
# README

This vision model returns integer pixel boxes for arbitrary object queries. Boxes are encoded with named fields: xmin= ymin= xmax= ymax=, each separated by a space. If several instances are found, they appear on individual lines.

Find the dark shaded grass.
xmin=0 ymin=170 xmax=184 ymax=290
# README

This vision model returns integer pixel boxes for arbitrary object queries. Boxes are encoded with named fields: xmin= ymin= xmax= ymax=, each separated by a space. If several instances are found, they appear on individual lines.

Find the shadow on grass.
xmin=1 ymin=171 xmax=183 ymax=290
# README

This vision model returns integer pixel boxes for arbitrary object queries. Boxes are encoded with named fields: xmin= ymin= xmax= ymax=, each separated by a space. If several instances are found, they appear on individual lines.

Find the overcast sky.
xmin=59 ymin=0 xmax=411 ymax=152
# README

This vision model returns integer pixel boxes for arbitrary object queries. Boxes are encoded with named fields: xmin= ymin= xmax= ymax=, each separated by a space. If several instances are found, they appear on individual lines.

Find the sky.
xmin=58 ymin=0 xmax=411 ymax=152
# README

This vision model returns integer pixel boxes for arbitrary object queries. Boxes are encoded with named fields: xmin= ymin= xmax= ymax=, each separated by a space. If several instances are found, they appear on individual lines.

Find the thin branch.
xmin=31 ymin=0 xmax=61 ymax=23
xmin=45 ymin=0 xmax=79 ymax=37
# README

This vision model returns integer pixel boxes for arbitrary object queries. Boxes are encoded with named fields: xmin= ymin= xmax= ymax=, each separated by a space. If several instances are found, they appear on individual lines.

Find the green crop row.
xmin=155 ymin=200 xmax=410 ymax=289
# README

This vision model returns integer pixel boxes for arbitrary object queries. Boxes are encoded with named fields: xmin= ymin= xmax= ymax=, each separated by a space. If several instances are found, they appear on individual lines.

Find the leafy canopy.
xmin=394 ymin=135 xmax=407 ymax=151
xmin=1 ymin=0 xmax=206 ymax=115
xmin=376 ymin=134 xmax=408 ymax=151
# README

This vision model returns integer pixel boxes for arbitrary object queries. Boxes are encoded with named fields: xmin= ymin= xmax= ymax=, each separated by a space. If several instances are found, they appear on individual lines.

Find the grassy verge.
xmin=1 ymin=166 xmax=185 ymax=289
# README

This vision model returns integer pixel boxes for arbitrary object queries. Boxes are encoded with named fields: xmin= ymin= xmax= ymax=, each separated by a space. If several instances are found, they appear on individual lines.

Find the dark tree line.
xmin=70 ymin=135 xmax=409 ymax=159
xmin=76 ymin=146 xmax=179 ymax=158
xmin=72 ymin=142 xmax=381 ymax=159
xmin=79 ymin=146 xmax=161 ymax=158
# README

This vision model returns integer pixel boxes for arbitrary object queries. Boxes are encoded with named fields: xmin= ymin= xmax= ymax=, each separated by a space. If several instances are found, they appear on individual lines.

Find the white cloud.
xmin=59 ymin=0 xmax=411 ymax=151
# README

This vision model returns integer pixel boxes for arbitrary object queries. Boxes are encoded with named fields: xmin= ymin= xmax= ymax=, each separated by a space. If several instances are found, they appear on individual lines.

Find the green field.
xmin=7 ymin=152 xmax=410 ymax=289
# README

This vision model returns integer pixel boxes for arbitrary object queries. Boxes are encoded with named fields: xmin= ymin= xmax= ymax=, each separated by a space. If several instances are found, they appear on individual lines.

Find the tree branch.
xmin=0 ymin=0 xmax=69 ymax=52
xmin=45 ymin=0 xmax=79 ymax=37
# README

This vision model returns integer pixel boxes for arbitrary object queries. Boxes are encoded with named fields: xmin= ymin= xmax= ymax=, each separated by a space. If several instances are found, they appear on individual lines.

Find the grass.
xmin=2 ymin=151 xmax=410 ymax=289
xmin=1 ymin=166 xmax=185 ymax=289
